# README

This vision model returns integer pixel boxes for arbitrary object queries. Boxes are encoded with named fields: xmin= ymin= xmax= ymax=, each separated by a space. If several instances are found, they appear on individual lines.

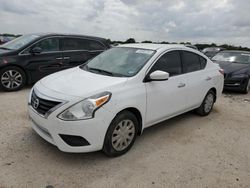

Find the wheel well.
xmin=119 ymin=107 xmax=143 ymax=135
xmin=1 ymin=65 xmax=29 ymax=84
xmin=210 ymin=87 xmax=217 ymax=102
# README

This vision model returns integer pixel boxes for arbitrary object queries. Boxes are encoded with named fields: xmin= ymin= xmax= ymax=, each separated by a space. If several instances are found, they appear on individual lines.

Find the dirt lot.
xmin=0 ymin=88 xmax=250 ymax=188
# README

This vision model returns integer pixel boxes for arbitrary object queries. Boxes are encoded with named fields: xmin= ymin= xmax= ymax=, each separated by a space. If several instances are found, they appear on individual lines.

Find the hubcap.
xmin=1 ymin=70 xmax=22 ymax=89
xmin=204 ymin=93 xmax=214 ymax=113
xmin=111 ymin=119 xmax=135 ymax=151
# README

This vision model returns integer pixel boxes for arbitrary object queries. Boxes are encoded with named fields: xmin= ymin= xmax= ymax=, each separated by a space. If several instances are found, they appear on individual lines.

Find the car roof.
xmin=25 ymin=33 xmax=109 ymax=44
xmin=119 ymin=43 xmax=189 ymax=51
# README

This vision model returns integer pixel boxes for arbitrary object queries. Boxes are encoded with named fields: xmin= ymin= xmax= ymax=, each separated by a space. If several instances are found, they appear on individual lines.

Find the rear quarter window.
xmin=200 ymin=56 xmax=207 ymax=69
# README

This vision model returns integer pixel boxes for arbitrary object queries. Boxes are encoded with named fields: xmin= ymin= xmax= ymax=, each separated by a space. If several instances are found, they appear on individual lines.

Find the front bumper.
xmin=224 ymin=77 xmax=248 ymax=91
xmin=28 ymin=104 xmax=114 ymax=153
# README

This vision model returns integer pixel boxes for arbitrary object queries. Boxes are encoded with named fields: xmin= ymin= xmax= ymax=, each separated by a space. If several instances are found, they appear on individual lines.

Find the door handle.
xmin=206 ymin=76 xmax=212 ymax=81
xmin=178 ymin=83 xmax=186 ymax=88
xmin=56 ymin=57 xmax=63 ymax=60
xmin=63 ymin=57 xmax=70 ymax=60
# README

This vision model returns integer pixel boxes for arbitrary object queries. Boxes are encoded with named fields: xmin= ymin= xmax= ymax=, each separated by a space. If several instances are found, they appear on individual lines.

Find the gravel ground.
xmin=0 ymin=88 xmax=250 ymax=188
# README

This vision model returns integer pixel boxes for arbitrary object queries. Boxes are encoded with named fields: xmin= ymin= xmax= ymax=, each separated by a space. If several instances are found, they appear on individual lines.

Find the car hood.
xmin=39 ymin=67 xmax=128 ymax=98
xmin=214 ymin=60 xmax=250 ymax=74
xmin=0 ymin=48 xmax=14 ymax=56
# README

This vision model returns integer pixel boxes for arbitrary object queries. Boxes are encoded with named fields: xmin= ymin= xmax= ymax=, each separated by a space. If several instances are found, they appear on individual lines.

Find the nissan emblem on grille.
xmin=33 ymin=98 xmax=39 ymax=109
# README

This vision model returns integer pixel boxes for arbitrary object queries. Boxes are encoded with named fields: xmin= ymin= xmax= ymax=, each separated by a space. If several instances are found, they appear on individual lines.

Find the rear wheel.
xmin=103 ymin=111 xmax=138 ymax=157
xmin=0 ymin=66 xmax=26 ymax=91
xmin=196 ymin=90 xmax=215 ymax=116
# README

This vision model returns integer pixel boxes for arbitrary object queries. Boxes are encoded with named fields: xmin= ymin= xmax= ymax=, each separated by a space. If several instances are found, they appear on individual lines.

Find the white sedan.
xmin=28 ymin=43 xmax=224 ymax=157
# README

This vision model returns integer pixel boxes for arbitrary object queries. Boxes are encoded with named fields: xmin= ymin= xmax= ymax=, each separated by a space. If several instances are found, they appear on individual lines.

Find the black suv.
xmin=0 ymin=33 xmax=110 ymax=91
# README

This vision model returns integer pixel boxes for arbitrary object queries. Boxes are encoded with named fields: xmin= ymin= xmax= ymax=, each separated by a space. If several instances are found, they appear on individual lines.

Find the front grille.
xmin=224 ymin=73 xmax=228 ymax=79
xmin=31 ymin=91 xmax=62 ymax=116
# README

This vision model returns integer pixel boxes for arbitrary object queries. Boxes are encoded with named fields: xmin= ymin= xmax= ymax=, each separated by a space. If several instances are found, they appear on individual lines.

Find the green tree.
xmin=125 ymin=38 xmax=136 ymax=43
xmin=141 ymin=40 xmax=152 ymax=43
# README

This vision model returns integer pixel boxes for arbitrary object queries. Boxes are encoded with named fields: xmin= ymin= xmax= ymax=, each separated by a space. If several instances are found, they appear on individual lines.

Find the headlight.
xmin=58 ymin=91 xmax=111 ymax=121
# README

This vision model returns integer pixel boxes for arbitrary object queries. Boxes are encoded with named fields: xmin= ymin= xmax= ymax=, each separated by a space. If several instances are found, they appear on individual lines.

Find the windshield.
xmin=1 ymin=34 xmax=39 ymax=50
xmin=81 ymin=47 xmax=155 ymax=77
xmin=212 ymin=51 xmax=250 ymax=64
xmin=205 ymin=51 xmax=218 ymax=58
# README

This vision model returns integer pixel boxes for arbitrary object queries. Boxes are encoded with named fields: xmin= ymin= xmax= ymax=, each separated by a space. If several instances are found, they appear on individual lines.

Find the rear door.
xmin=61 ymin=37 xmax=106 ymax=69
xmin=180 ymin=50 xmax=210 ymax=108
xmin=145 ymin=50 xmax=188 ymax=127
xmin=22 ymin=37 xmax=63 ymax=82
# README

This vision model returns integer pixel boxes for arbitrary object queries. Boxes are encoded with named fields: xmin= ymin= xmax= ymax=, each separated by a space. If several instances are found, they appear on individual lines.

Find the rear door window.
xmin=63 ymin=38 xmax=82 ymax=51
xmin=182 ymin=51 xmax=206 ymax=73
xmin=63 ymin=38 xmax=105 ymax=51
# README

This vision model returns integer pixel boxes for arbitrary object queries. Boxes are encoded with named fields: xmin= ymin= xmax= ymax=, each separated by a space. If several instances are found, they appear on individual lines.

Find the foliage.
xmin=1 ymin=33 xmax=249 ymax=51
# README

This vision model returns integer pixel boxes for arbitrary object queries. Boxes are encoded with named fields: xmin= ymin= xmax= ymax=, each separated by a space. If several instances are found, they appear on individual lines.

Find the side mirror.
xmin=30 ymin=47 xmax=42 ymax=54
xmin=146 ymin=70 xmax=169 ymax=82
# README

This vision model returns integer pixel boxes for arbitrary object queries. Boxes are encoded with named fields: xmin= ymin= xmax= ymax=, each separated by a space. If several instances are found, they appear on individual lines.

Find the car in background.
xmin=212 ymin=51 xmax=250 ymax=93
xmin=28 ymin=43 xmax=224 ymax=157
xmin=185 ymin=44 xmax=198 ymax=50
xmin=0 ymin=36 xmax=16 ymax=44
xmin=0 ymin=33 xmax=110 ymax=91
xmin=202 ymin=47 xmax=225 ymax=58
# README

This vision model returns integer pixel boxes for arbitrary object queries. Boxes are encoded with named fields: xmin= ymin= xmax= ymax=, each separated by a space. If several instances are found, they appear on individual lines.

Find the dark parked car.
xmin=0 ymin=33 xmax=110 ymax=91
xmin=202 ymin=47 xmax=225 ymax=58
xmin=212 ymin=51 xmax=250 ymax=93
xmin=0 ymin=36 xmax=16 ymax=44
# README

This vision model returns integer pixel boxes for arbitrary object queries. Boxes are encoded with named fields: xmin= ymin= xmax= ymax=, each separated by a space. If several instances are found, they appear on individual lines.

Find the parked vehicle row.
xmin=0 ymin=33 xmax=247 ymax=157
xmin=28 ymin=43 xmax=224 ymax=156
xmin=0 ymin=33 xmax=110 ymax=91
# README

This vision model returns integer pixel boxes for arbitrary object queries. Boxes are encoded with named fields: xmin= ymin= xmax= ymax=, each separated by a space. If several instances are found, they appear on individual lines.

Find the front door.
xmin=23 ymin=37 xmax=63 ymax=82
xmin=145 ymin=50 xmax=188 ymax=127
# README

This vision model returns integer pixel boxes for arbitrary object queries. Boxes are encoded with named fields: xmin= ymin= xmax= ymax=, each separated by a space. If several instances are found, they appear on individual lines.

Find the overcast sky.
xmin=0 ymin=0 xmax=250 ymax=47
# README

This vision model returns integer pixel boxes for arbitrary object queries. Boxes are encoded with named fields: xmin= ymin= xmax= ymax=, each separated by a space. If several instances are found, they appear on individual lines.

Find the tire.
xmin=196 ymin=90 xmax=215 ymax=116
xmin=242 ymin=78 xmax=250 ymax=94
xmin=0 ymin=66 xmax=26 ymax=91
xmin=103 ymin=111 xmax=138 ymax=157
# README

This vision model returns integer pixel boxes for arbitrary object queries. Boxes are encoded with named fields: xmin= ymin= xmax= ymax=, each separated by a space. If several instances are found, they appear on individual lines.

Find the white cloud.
xmin=0 ymin=0 xmax=249 ymax=47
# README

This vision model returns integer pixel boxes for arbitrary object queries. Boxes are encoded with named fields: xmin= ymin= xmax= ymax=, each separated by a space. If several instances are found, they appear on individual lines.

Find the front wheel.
xmin=196 ymin=90 xmax=215 ymax=116
xmin=242 ymin=78 xmax=250 ymax=94
xmin=103 ymin=111 xmax=138 ymax=157
xmin=0 ymin=66 xmax=26 ymax=91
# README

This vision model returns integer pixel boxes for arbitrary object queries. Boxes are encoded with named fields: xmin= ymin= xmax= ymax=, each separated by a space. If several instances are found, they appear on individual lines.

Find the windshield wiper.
xmin=0 ymin=47 xmax=11 ymax=50
xmin=88 ymin=67 xmax=115 ymax=76
xmin=81 ymin=64 xmax=127 ymax=77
